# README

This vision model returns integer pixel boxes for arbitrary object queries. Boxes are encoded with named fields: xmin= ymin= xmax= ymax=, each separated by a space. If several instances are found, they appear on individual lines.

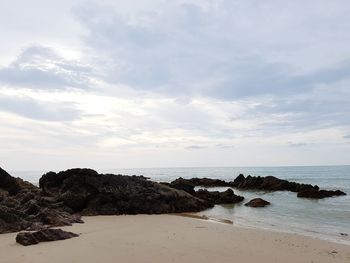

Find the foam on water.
xmin=11 ymin=165 xmax=350 ymax=245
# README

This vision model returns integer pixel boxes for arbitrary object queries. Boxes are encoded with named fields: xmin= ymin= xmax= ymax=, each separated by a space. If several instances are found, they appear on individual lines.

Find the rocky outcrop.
xmin=0 ymin=167 xmax=214 ymax=234
xmin=0 ymin=168 xmax=82 ymax=234
xmin=1 ymin=166 xmax=347 ymax=236
xmin=231 ymin=174 xmax=318 ymax=192
xmin=245 ymin=198 xmax=270 ymax=207
xmin=168 ymin=178 xmax=243 ymax=204
xmin=230 ymin=174 xmax=346 ymax=199
xmin=39 ymin=168 xmax=212 ymax=216
xmin=0 ymin=167 xmax=38 ymax=197
xmin=169 ymin=174 xmax=346 ymax=200
xmin=0 ymin=190 xmax=83 ymax=234
xmin=0 ymin=167 xmax=21 ymax=195
xmin=195 ymin=188 xmax=244 ymax=204
xmin=170 ymin=177 xmax=230 ymax=188
xmin=168 ymin=178 xmax=196 ymax=195
xmin=297 ymin=189 xmax=346 ymax=199
xmin=16 ymin=229 xmax=79 ymax=246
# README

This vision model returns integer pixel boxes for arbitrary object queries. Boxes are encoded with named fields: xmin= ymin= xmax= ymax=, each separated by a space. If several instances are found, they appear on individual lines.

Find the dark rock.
xmin=231 ymin=174 xmax=318 ymax=192
xmin=232 ymin=174 xmax=245 ymax=186
xmin=195 ymin=188 xmax=244 ymax=204
xmin=40 ymin=169 xmax=212 ymax=216
xmin=0 ymin=167 xmax=214 ymax=234
xmin=169 ymin=178 xmax=196 ymax=195
xmin=245 ymin=198 xmax=270 ymax=207
xmin=297 ymin=189 xmax=346 ymax=199
xmin=231 ymin=174 xmax=346 ymax=199
xmin=170 ymin=177 xmax=230 ymax=188
xmin=0 ymin=196 xmax=83 ymax=234
xmin=39 ymin=169 xmax=99 ymax=190
xmin=0 ymin=205 xmax=32 ymax=233
xmin=0 ymin=168 xmax=83 ymax=234
xmin=0 ymin=167 xmax=21 ymax=195
xmin=0 ymin=167 xmax=38 ymax=196
xmin=35 ymin=208 xmax=83 ymax=226
xmin=16 ymin=229 xmax=79 ymax=246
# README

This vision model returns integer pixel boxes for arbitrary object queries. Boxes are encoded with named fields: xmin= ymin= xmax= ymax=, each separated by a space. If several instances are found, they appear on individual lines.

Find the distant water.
xmin=11 ymin=165 xmax=350 ymax=245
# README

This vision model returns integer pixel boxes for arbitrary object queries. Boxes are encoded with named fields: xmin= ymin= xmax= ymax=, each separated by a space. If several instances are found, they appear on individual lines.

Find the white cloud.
xmin=0 ymin=0 xmax=350 ymax=169
xmin=0 ymin=46 xmax=93 ymax=90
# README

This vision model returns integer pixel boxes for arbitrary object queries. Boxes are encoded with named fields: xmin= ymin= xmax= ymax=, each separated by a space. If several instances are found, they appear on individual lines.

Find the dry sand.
xmin=0 ymin=214 xmax=349 ymax=263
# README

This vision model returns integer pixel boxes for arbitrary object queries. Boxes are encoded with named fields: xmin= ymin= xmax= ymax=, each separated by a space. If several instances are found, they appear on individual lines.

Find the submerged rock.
xmin=16 ymin=229 xmax=79 ymax=246
xmin=245 ymin=198 xmax=270 ymax=207
xmin=297 ymin=189 xmax=346 ymax=199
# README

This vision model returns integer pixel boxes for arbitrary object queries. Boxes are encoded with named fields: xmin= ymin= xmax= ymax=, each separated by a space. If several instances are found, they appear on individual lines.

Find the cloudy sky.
xmin=1 ymin=0 xmax=350 ymax=170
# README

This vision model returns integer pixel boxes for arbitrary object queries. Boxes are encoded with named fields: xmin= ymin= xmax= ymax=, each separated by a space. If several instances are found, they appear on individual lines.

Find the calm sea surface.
xmin=11 ymin=165 xmax=350 ymax=245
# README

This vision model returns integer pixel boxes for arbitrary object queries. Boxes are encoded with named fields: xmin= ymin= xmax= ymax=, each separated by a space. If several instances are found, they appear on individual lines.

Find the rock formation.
xmin=39 ymin=168 xmax=212 ymax=216
xmin=0 ymin=166 xmax=347 ymax=236
xmin=231 ymin=174 xmax=318 ymax=192
xmin=1 ymin=167 xmax=213 ymax=234
xmin=195 ymin=188 xmax=244 ymax=204
xmin=170 ymin=177 xmax=230 ymax=188
xmin=0 ymin=166 xmax=39 ymax=200
xmin=231 ymin=174 xmax=346 ymax=198
xmin=297 ymin=189 xmax=346 ymax=199
xmin=245 ymin=198 xmax=270 ymax=207
xmin=0 ymin=167 xmax=82 ymax=234
xmin=16 ymin=229 xmax=79 ymax=246
xmin=168 ymin=178 xmax=243 ymax=204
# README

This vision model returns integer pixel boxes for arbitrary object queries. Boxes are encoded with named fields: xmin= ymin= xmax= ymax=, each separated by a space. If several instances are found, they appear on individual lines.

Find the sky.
xmin=0 ymin=0 xmax=350 ymax=170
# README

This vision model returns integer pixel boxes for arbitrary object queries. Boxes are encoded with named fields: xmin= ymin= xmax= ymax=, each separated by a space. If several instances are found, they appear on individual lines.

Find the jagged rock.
xmin=232 ymin=174 xmax=245 ymax=186
xmin=170 ymin=177 xmax=230 ymax=188
xmin=169 ymin=178 xmax=196 ymax=195
xmin=230 ymin=174 xmax=318 ymax=192
xmin=0 ymin=167 xmax=21 ymax=195
xmin=245 ymin=198 xmax=270 ymax=207
xmin=0 ymin=196 xmax=83 ymax=234
xmin=40 ymin=168 xmax=212 ymax=216
xmin=230 ymin=174 xmax=346 ymax=199
xmin=0 ymin=168 xmax=83 ymax=234
xmin=16 ymin=229 xmax=79 ymax=246
xmin=195 ymin=188 xmax=244 ymax=204
xmin=0 ymin=205 xmax=32 ymax=233
xmin=0 ymin=167 xmax=213 ymax=234
xmin=297 ymin=189 xmax=346 ymax=199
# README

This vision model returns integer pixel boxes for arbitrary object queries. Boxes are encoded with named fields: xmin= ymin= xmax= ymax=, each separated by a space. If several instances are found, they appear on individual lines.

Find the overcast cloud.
xmin=0 ymin=0 xmax=349 ymax=170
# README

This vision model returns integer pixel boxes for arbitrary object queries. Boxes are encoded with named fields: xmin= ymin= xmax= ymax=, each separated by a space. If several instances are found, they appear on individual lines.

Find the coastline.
xmin=10 ymin=166 xmax=350 ymax=244
xmin=1 ymin=215 xmax=349 ymax=263
xmin=195 ymin=211 xmax=350 ymax=246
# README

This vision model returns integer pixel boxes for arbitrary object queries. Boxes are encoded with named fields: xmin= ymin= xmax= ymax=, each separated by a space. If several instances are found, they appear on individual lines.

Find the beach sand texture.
xmin=0 ymin=215 xmax=349 ymax=263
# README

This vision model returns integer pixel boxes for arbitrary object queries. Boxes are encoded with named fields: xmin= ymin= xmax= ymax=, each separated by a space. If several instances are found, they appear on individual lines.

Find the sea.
xmin=11 ymin=165 xmax=350 ymax=245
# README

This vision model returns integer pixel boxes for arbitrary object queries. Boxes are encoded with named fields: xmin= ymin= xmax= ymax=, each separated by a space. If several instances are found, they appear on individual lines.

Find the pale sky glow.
xmin=1 ymin=0 xmax=350 ymax=170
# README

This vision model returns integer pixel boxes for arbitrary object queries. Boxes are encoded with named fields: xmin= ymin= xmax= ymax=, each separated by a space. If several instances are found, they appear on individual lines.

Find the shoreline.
xmin=178 ymin=212 xmax=350 ymax=246
xmin=1 ymin=215 xmax=349 ymax=263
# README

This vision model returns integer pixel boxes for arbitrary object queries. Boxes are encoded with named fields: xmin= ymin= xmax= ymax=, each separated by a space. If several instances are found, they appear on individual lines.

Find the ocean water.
xmin=11 ymin=165 xmax=350 ymax=245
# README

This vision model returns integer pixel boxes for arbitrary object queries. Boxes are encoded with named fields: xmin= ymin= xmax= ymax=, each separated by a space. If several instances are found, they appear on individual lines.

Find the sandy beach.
xmin=0 ymin=214 xmax=349 ymax=263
